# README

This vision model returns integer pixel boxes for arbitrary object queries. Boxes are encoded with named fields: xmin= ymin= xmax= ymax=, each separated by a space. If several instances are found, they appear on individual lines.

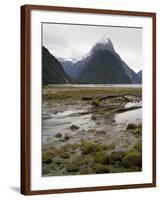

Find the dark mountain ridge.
xmin=42 ymin=46 xmax=70 ymax=85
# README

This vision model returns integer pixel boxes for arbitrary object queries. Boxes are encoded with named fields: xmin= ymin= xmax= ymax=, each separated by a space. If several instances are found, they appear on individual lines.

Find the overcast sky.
xmin=42 ymin=23 xmax=142 ymax=73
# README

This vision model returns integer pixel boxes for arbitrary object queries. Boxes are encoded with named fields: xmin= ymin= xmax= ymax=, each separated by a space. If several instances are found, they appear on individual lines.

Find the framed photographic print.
xmin=21 ymin=5 xmax=156 ymax=195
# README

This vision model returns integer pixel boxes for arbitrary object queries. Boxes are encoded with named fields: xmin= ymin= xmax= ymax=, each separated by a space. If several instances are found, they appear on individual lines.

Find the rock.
xmin=134 ymin=142 xmax=142 ymax=152
xmin=64 ymin=135 xmax=70 ymax=140
xmin=109 ymin=151 xmax=125 ymax=164
xmin=54 ymin=158 xmax=62 ymax=165
xmin=91 ymin=98 xmax=101 ymax=107
xmin=106 ymin=144 xmax=115 ymax=150
xmin=127 ymin=123 xmax=137 ymax=130
xmin=80 ymin=168 xmax=94 ymax=174
xmin=96 ymin=130 xmax=106 ymax=135
xmin=132 ymin=128 xmax=141 ymax=136
xmin=70 ymin=125 xmax=80 ymax=130
xmin=59 ymin=139 xmax=66 ymax=143
xmin=59 ymin=152 xmax=70 ymax=159
xmin=55 ymin=133 xmax=62 ymax=138
xmin=122 ymin=150 xmax=142 ymax=168
xmin=94 ymin=164 xmax=110 ymax=173
xmin=91 ymin=116 xmax=97 ymax=120
xmin=95 ymin=151 xmax=108 ymax=164
xmin=42 ymin=168 xmax=50 ymax=174
xmin=42 ymin=152 xmax=52 ymax=164
xmin=122 ymin=141 xmax=142 ymax=168
xmin=88 ymin=128 xmax=97 ymax=133
xmin=81 ymin=141 xmax=107 ymax=154
xmin=81 ymin=141 xmax=96 ymax=154
xmin=66 ymin=161 xmax=79 ymax=172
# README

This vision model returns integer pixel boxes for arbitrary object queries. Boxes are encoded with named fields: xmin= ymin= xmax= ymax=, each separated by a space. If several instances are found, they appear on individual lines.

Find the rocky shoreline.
xmin=42 ymin=86 xmax=142 ymax=176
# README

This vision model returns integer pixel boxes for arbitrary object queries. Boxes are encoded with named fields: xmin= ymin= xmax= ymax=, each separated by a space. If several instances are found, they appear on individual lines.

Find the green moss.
xmin=81 ymin=141 xmax=97 ymax=154
xmin=71 ymin=143 xmax=80 ymax=150
xmin=42 ymin=152 xmax=52 ymax=164
xmin=66 ymin=161 xmax=79 ymax=172
xmin=94 ymin=151 xmax=108 ymax=164
xmin=80 ymin=168 xmax=94 ymax=174
xmin=137 ymin=124 xmax=142 ymax=129
xmin=91 ymin=98 xmax=101 ymax=107
xmin=109 ymin=151 xmax=125 ymax=164
xmin=133 ymin=141 xmax=142 ymax=152
xmin=122 ymin=150 xmax=142 ymax=168
xmin=106 ymin=144 xmax=116 ymax=150
xmin=54 ymin=158 xmax=62 ymax=165
xmin=96 ymin=143 xmax=108 ymax=151
xmin=59 ymin=152 xmax=70 ymax=159
xmin=42 ymin=168 xmax=50 ymax=175
xmin=133 ymin=128 xmax=141 ymax=136
xmin=127 ymin=123 xmax=137 ymax=130
xmin=94 ymin=164 xmax=110 ymax=174
xmin=81 ymin=141 xmax=110 ymax=155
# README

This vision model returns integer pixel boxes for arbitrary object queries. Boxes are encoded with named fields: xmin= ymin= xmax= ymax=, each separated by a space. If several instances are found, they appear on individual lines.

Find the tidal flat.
xmin=42 ymin=85 xmax=142 ymax=176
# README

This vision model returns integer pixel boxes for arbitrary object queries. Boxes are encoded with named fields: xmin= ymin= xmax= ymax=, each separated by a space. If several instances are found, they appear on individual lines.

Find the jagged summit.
xmin=92 ymin=36 xmax=115 ymax=53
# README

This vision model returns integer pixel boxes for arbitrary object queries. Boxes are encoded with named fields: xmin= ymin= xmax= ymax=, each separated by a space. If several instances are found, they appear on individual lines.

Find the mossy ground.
xmin=43 ymin=137 xmax=142 ymax=176
xmin=42 ymin=86 xmax=142 ymax=176
xmin=43 ymin=86 xmax=141 ymax=102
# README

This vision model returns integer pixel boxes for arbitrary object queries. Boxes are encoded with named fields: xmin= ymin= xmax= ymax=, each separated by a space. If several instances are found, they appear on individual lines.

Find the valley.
xmin=42 ymin=86 xmax=142 ymax=176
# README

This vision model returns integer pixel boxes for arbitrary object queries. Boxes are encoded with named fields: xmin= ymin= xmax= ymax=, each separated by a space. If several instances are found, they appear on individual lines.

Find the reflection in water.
xmin=42 ymin=108 xmax=96 ymax=143
xmin=115 ymin=108 xmax=142 ymax=124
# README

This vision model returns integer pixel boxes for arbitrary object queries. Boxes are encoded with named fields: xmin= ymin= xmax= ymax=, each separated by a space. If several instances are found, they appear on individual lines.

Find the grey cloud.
xmin=43 ymin=23 xmax=142 ymax=72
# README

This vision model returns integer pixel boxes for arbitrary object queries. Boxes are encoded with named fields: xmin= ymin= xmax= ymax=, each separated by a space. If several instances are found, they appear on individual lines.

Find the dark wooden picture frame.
xmin=21 ymin=4 xmax=156 ymax=195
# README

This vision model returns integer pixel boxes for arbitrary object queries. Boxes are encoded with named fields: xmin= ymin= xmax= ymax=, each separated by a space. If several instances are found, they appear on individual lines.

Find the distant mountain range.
xmin=42 ymin=37 xmax=142 ymax=85
xmin=137 ymin=70 xmax=142 ymax=83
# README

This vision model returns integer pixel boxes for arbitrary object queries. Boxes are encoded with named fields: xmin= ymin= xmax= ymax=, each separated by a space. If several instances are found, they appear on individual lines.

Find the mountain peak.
xmin=92 ymin=36 xmax=115 ymax=53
